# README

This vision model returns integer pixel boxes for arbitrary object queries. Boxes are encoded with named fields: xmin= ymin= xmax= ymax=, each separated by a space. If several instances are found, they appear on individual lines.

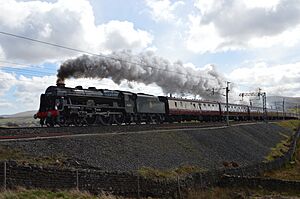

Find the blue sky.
xmin=1 ymin=0 xmax=300 ymax=114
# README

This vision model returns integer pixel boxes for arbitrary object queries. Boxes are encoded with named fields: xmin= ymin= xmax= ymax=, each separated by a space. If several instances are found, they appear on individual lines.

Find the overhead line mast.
xmin=225 ymin=82 xmax=230 ymax=126
xmin=239 ymin=88 xmax=267 ymax=123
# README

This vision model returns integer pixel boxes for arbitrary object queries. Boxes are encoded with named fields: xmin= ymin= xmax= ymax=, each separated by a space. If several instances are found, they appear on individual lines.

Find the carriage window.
xmin=175 ymin=102 xmax=177 ymax=107
xmin=208 ymin=104 xmax=210 ymax=106
xmin=203 ymin=104 xmax=206 ymax=106
xmin=193 ymin=104 xmax=196 ymax=107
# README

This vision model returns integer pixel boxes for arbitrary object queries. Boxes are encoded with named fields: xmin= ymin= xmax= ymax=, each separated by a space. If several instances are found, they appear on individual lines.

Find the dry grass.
xmin=186 ymin=187 xmax=300 ymax=199
xmin=0 ymin=145 xmax=66 ymax=167
xmin=262 ymin=120 xmax=300 ymax=180
xmin=276 ymin=120 xmax=300 ymax=132
xmin=263 ymin=139 xmax=300 ymax=181
xmin=0 ymin=188 xmax=129 ymax=199
xmin=264 ymin=138 xmax=291 ymax=162
xmin=263 ymin=120 xmax=300 ymax=162
xmin=138 ymin=165 xmax=207 ymax=180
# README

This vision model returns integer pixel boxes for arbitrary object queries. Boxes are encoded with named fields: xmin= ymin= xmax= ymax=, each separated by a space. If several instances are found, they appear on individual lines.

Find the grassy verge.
xmin=263 ymin=138 xmax=300 ymax=181
xmin=186 ymin=187 xmax=300 ymax=199
xmin=264 ymin=138 xmax=291 ymax=162
xmin=263 ymin=120 xmax=300 ymax=162
xmin=138 ymin=165 xmax=207 ymax=180
xmin=0 ymin=145 xmax=66 ymax=167
xmin=262 ymin=120 xmax=300 ymax=180
xmin=0 ymin=188 xmax=119 ymax=199
xmin=276 ymin=120 xmax=300 ymax=132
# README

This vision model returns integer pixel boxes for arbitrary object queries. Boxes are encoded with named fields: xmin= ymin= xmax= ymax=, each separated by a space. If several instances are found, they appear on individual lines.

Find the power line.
xmin=0 ymin=31 xmax=221 ymax=82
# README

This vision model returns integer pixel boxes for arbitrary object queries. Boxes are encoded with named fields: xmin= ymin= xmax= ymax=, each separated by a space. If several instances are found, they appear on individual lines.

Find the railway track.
xmin=0 ymin=121 xmax=271 ymax=141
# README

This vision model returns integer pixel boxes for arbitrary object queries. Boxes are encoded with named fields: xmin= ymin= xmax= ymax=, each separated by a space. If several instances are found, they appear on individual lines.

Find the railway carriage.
xmin=249 ymin=106 xmax=264 ymax=120
xmin=160 ymin=97 xmax=221 ymax=122
xmin=220 ymin=103 xmax=249 ymax=120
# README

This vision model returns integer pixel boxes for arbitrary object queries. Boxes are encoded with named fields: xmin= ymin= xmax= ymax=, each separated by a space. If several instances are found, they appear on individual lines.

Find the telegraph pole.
xmin=226 ymin=82 xmax=230 ymax=126
xmin=283 ymin=98 xmax=285 ymax=120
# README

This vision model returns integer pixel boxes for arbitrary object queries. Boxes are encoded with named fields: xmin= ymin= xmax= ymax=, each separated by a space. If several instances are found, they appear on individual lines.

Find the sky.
xmin=1 ymin=0 xmax=300 ymax=114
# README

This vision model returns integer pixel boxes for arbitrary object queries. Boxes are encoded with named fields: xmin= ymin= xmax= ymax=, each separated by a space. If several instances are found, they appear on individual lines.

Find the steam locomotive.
xmin=34 ymin=81 xmax=299 ymax=127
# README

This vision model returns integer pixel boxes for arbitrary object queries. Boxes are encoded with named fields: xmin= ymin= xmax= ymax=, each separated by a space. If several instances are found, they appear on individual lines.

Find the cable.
xmin=0 ymin=31 xmax=222 ymax=81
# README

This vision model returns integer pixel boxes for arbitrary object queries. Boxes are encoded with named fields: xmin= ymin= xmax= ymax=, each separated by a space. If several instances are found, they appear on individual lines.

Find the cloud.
xmin=0 ymin=0 xmax=153 ymax=63
xmin=186 ymin=0 xmax=300 ymax=53
xmin=95 ymin=20 xmax=153 ymax=52
xmin=228 ymin=62 xmax=300 ymax=97
xmin=145 ymin=0 xmax=185 ymax=22
xmin=0 ymin=70 xmax=16 ymax=96
xmin=0 ymin=100 xmax=13 ymax=109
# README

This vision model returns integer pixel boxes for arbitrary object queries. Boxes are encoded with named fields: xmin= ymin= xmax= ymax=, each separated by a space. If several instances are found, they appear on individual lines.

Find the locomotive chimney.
xmin=56 ymin=78 xmax=65 ymax=87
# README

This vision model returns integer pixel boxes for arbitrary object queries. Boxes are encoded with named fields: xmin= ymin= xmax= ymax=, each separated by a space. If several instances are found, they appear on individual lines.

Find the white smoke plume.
xmin=57 ymin=50 xmax=225 ymax=100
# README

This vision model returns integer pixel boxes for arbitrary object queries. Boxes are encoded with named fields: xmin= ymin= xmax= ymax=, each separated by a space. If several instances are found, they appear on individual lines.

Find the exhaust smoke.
xmin=57 ymin=51 xmax=225 ymax=100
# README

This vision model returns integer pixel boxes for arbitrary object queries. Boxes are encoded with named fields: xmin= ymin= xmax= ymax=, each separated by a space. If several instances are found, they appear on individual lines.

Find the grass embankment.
xmin=264 ymin=120 xmax=300 ymax=162
xmin=1 ymin=188 xmax=299 ymax=199
xmin=186 ymin=187 xmax=300 ymax=199
xmin=0 ymin=145 xmax=66 ymax=167
xmin=0 ymin=188 xmax=118 ymax=199
xmin=138 ymin=165 xmax=207 ymax=180
xmin=263 ymin=119 xmax=300 ymax=180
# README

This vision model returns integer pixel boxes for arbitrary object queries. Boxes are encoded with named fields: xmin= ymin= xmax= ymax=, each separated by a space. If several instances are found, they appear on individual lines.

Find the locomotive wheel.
xmin=45 ymin=117 xmax=54 ymax=127
xmin=72 ymin=116 xmax=83 ymax=126
xmin=86 ymin=116 xmax=97 ymax=125
xmin=155 ymin=114 xmax=163 ymax=124
xmin=146 ymin=114 xmax=155 ymax=124
xmin=114 ymin=114 xmax=124 ymax=125
xmin=124 ymin=114 xmax=133 ymax=125
xmin=98 ymin=115 xmax=112 ymax=126
xmin=57 ymin=116 xmax=67 ymax=127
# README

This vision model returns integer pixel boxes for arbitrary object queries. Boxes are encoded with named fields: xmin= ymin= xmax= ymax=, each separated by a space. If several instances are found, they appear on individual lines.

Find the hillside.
xmin=0 ymin=110 xmax=36 ymax=118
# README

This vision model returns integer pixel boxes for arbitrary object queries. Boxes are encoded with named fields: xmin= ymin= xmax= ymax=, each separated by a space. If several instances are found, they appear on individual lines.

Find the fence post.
xmin=137 ymin=172 xmax=140 ymax=199
xmin=199 ymin=173 xmax=203 ymax=189
xmin=4 ymin=161 xmax=6 ymax=190
xmin=76 ymin=170 xmax=79 ymax=191
xmin=177 ymin=175 xmax=182 ymax=199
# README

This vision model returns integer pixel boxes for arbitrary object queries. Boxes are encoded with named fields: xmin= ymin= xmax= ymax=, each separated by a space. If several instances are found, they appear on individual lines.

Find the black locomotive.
xmin=34 ymin=81 xmax=165 ymax=126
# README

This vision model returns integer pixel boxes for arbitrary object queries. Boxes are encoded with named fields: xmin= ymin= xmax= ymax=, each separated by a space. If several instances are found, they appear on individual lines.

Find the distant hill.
xmin=0 ymin=110 xmax=37 ymax=118
xmin=267 ymin=96 xmax=300 ymax=109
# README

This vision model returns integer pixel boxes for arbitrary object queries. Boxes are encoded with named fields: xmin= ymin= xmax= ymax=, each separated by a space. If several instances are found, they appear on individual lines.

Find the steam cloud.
xmin=57 ymin=51 xmax=225 ymax=100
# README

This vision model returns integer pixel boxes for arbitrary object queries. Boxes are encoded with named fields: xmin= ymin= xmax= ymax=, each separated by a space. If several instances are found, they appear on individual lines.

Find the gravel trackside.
xmin=0 ymin=123 xmax=293 ymax=171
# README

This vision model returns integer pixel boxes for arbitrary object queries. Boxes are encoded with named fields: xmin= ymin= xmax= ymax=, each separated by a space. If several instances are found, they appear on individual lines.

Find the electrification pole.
xmin=283 ymin=98 xmax=285 ymax=120
xmin=262 ymin=92 xmax=267 ymax=123
xmin=226 ymin=82 xmax=230 ymax=126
